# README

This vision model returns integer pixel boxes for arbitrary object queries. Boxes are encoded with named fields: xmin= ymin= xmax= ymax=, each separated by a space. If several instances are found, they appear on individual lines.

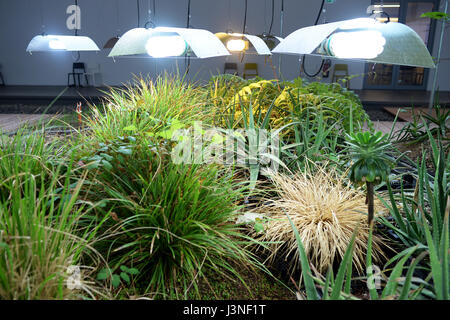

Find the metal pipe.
xmin=429 ymin=0 xmax=448 ymax=111
xmin=278 ymin=0 xmax=284 ymax=74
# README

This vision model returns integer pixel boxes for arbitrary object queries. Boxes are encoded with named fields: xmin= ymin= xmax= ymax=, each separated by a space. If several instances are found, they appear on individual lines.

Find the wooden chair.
xmin=243 ymin=63 xmax=258 ymax=79
xmin=332 ymin=64 xmax=349 ymax=88
xmin=68 ymin=62 xmax=89 ymax=87
xmin=224 ymin=62 xmax=238 ymax=75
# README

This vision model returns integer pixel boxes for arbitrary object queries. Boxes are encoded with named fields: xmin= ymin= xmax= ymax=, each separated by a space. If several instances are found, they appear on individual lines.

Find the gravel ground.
xmin=363 ymin=107 xmax=403 ymax=122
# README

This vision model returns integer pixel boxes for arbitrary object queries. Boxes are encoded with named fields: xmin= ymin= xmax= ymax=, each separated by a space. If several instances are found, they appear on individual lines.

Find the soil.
xmin=364 ymin=107 xmax=402 ymax=122
xmin=394 ymin=132 xmax=449 ymax=168
xmin=193 ymin=262 xmax=297 ymax=300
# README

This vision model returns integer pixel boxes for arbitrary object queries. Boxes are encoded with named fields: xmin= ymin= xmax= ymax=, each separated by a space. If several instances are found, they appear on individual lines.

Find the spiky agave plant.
xmin=345 ymin=131 xmax=395 ymax=226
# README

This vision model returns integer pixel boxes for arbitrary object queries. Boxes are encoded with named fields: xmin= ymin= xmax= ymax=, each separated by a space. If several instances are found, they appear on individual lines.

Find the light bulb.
xmin=325 ymin=30 xmax=386 ymax=59
xmin=49 ymin=39 xmax=66 ymax=50
xmin=145 ymin=35 xmax=187 ymax=58
xmin=226 ymin=39 xmax=246 ymax=52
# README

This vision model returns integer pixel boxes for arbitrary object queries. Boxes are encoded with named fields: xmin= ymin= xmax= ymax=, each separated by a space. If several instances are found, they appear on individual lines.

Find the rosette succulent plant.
xmin=345 ymin=131 xmax=395 ymax=225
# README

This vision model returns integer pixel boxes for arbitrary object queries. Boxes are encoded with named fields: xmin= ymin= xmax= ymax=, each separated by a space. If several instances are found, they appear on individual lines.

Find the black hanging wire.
xmin=75 ymin=0 xmax=79 ymax=36
xmin=116 ymin=0 xmax=120 ymax=34
xmin=187 ymin=0 xmax=191 ymax=28
xmin=185 ymin=0 xmax=192 ymax=75
xmin=74 ymin=0 xmax=80 ymax=62
xmin=302 ymin=0 xmax=325 ymax=77
xmin=40 ymin=0 xmax=45 ymax=35
xmin=239 ymin=0 xmax=249 ymax=62
xmin=243 ymin=0 xmax=248 ymax=34
xmin=144 ymin=0 xmax=156 ymax=28
xmin=137 ymin=0 xmax=140 ymax=27
xmin=268 ymin=0 xmax=275 ymax=35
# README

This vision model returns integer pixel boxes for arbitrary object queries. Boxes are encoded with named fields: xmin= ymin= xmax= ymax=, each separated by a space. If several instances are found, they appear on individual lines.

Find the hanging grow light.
xmin=26 ymin=34 xmax=100 ymax=53
xmin=272 ymin=17 xmax=435 ymax=68
xmin=27 ymin=0 xmax=100 ymax=53
xmin=109 ymin=27 xmax=229 ymax=59
xmin=215 ymin=32 xmax=272 ymax=55
xmin=215 ymin=0 xmax=277 ymax=56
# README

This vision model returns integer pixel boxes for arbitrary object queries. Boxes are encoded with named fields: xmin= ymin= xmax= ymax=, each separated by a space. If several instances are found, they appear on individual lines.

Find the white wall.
xmin=0 ymin=0 xmax=448 ymax=90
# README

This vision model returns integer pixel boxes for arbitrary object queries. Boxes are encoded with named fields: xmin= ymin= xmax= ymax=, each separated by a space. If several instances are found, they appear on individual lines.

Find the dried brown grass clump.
xmin=255 ymin=167 xmax=387 ymax=274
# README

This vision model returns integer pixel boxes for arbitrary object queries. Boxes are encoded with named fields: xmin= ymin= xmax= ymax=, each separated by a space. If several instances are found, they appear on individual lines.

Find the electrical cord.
xmin=137 ymin=0 xmax=140 ymax=27
xmin=243 ymin=0 xmax=248 ymax=34
xmin=314 ymin=0 xmax=325 ymax=25
xmin=187 ymin=0 xmax=191 ymax=28
xmin=75 ymin=0 xmax=80 ymax=61
xmin=185 ymin=0 xmax=192 ymax=75
xmin=302 ymin=0 xmax=326 ymax=77
xmin=75 ymin=0 xmax=79 ymax=36
xmin=268 ymin=0 xmax=275 ymax=35
xmin=144 ymin=0 xmax=156 ymax=28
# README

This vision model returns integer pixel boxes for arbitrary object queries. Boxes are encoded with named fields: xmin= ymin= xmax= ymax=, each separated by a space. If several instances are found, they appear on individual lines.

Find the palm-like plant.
xmin=345 ymin=131 xmax=395 ymax=225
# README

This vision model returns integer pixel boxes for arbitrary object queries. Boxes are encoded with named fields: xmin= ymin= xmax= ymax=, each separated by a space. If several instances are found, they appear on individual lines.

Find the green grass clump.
xmin=0 ymin=131 xmax=99 ymax=300
xmin=84 ymin=74 xmax=208 ymax=145
xmin=83 ymin=138 xmax=256 ymax=298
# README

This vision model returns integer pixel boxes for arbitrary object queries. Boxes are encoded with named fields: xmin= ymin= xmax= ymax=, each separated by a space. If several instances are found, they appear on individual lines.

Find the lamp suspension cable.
xmin=116 ymin=0 xmax=120 ymax=34
xmin=74 ymin=0 xmax=80 ymax=62
xmin=40 ymin=0 xmax=45 ymax=34
xmin=137 ymin=0 xmax=140 ymax=28
xmin=302 ymin=0 xmax=326 ymax=78
xmin=145 ymin=0 xmax=156 ymax=28
xmin=268 ymin=0 xmax=275 ymax=35
xmin=151 ymin=0 xmax=156 ymax=25
xmin=187 ymin=0 xmax=191 ymax=28
xmin=243 ymin=0 xmax=248 ymax=34
xmin=239 ymin=0 xmax=249 ymax=62
xmin=75 ymin=0 xmax=79 ymax=36
xmin=278 ymin=0 xmax=284 ymax=73
xmin=185 ymin=0 xmax=192 ymax=75
xmin=429 ymin=0 xmax=448 ymax=110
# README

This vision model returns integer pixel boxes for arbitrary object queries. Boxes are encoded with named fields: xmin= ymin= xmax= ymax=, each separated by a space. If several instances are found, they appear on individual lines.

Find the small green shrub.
xmin=85 ymin=137 xmax=257 ymax=299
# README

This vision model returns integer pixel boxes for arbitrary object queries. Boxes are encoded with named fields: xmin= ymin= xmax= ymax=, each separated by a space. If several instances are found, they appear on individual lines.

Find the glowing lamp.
xmin=48 ymin=39 xmax=66 ymax=50
xmin=145 ymin=34 xmax=188 ymax=57
xmin=272 ymin=18 xmax=435 ymax=68
xmin=109 ymin=27 xmax=229 ymax=59
xmin=321 ymin=30 xmax=386 ymax=59
xmin=226 ymin=39 xmax=247 ymax=52
xmin=26 ymin=35 xmax=100 ymax=53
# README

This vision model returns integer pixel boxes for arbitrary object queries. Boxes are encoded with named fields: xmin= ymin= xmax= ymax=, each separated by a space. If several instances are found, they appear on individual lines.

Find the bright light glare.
xmin=226 ymin=39 xmax=246 ymax=52
xmin=145 ymin=35 xmax=187 ymax=57
xmin=340 ymin=18 xmax=381 ymax=30
xmin=328 ymin=30 xmax=386 ymax=59
xmin=374 ymin=4 xmax=400 ymax=8
xmin=49 ymin=39 xmax=66 ymax=50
